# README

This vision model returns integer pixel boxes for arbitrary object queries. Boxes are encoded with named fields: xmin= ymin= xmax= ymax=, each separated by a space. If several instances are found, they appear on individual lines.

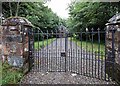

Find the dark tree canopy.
xmin=2 ymin=2 xmax=64 ymax=32
xmin=66 ymin=2 xmax=120 ymax=32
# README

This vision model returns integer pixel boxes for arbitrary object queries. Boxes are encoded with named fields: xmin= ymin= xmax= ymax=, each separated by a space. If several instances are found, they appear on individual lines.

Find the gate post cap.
xmin=2 ymin=17 xmax=34 ymax=27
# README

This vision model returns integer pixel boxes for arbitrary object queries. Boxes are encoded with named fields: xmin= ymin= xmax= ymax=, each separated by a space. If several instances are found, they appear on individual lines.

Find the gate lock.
xmin=61 ymin=52 xmax=66 ymax=57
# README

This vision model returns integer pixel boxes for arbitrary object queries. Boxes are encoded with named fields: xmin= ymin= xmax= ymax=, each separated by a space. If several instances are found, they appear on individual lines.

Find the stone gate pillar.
xmin=2 ymin=17 xmax=33 ymax=73
xmin=106 ymin=14 xmax=120 ymax=84
xmin=0 ymin=26 xmax=3 ymax=61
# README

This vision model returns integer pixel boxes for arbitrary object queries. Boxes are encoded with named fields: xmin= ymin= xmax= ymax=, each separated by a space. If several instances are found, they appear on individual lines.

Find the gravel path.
xmin=21 ymin=71 xmax=115 ymax=84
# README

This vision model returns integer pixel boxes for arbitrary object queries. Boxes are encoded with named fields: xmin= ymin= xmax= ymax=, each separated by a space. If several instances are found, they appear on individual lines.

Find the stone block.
xmin=3 ymin=26 xmax=20 ymax=35
xmin=115 ymin=52 xmax=119 ymax=64
xmin=0 ymin=45 xmax=2 ymax=55
xmin=22 ymin=62 xmax=29 ymax=74
xmin=0 ymin=29 xmax=2 ymax=34
xmin=0 ymin=35 xmax=2 ymax=42
xmin=3 ymin=26 xmax=10 ymax=35
xmin=9 ymin=26 xmax=19 ymax=31
xmin=21 ymin=35 xmax=27 ymax=43
xmin=106 ymin=43 xmax=111 ymax=48
xmin=23 ymin=51 xmax=29 ymax=61
xmin=7 ymin=56 xmax=25 ymax=67
xmin=106 ymin=32 xmax=112 ymax=40
xmin=115 ymin=32 xmax=120 ymax=42
xmin=3 ymin=45 xmax=9 ymax=55
xmin=114 ymin=63 xmax=120 ymax=84
xmin=0 ymin=26 xmax=2 ymax=33
xmin=25 ymin=36 xmax=29 ymax=42
xmin=10 ymin=44 xmax=17 ymax=52
xmin=106 ymin=49 xmax=115 ymax=59
xmin=6 ymin=43 xmax=23 ymax=55
xmin=5 ymin=35 xmax=22 ymax=43
xmin=24 ymin=43 xmax=28 ymax=50
xmin=117 ymin=52 xmax=120 ymax=65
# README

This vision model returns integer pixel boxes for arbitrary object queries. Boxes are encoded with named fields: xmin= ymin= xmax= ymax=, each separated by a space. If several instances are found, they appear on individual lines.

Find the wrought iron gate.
xmin=28 ymin=28 xmax=116 ymax=81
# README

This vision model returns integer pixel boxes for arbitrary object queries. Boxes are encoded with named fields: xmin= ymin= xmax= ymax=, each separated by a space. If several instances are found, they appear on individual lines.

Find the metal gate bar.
xmin=28 ymin=28 xmax=115 ymax=82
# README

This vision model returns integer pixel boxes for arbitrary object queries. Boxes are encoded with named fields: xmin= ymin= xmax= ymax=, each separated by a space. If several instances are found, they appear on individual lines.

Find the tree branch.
xmin=15 ymin=2 xmax=20 ymax=17
xmin=9 ymin=2 xmax=12 ymax=16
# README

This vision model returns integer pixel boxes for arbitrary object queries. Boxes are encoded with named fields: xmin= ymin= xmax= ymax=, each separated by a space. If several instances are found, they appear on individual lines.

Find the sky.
xmin=45 ymin=0 xmax=72 ymax=19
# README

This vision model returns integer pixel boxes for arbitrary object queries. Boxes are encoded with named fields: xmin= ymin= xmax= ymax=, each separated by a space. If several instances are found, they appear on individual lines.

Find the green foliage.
xmin=2 ymin=62 xmax=23 ymax=84
xmin=67 ymin=2 xmax=120 ymax=32
xmin=2 ymin=2 xmax=63 ymax=32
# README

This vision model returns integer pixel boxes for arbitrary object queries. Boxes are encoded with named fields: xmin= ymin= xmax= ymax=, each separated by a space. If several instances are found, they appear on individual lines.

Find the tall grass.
xmin=2 ymin=62 xmax=23 ymax=84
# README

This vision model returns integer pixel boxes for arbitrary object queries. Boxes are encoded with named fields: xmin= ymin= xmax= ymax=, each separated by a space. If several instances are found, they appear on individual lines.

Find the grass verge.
xmin=69 ymin=37 xmax=105 ymax=53
xmin=34 ymin=38 xmax=55 ymax=50
xmin=2 ymin=61 xmax=23 ymax=84
xmin=69 ymin=37 xmax=105 ymax=60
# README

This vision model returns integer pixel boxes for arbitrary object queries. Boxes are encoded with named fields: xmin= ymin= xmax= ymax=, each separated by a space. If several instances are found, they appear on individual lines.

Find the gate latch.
xmin=61 ymin=52 xmax=66 ymax=57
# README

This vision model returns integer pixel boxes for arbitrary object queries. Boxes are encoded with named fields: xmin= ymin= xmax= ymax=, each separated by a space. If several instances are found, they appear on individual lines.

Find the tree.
xmin=67 ymin=2 xmax=120 ymax=32
xmin=2 ymin=2 xmax=63 ymax=32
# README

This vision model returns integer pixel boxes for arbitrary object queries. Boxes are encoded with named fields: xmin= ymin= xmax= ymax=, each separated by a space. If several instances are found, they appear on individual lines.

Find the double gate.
xmin=28 ymin=28 xmax=115 ymax=81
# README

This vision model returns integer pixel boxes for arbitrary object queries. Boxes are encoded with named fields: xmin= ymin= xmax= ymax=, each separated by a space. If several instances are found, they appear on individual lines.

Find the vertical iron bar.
xmin=51 ymin=31 xmax=53 ymax=71
xmin=73 ymin=49 xmax=75 ymax=73
xmin=60 ymin=37 xmax=62 ymax=71
xmin=40 ymin=40 xmax=42 ymax=72
xmin=91 ymin=28 xmax=94 ymax=77
xmin=101 ymin=52 xmax=103 ymax=80
xmin=83 ymin=50 xmax=85 ymax=75
xmin=47 ymin=30 xmax=49 ymax=71
xmin=95 ymin=51 xmax=97 ymax=78
xmin=80 ymin=30 xmax=83 ymax=75
xmin=98 ymin=28 xmax=100 ymax=79
xmin=70 ymin=35 xmax=73 ymax=72
xmin=69 ymin=49 xmax=70 ymax=71
xmin=75 ymin=33 xmax=78 ymax=73
xmin=112 ymin=28 xmax=115 ymax=81
xmin=78 ymin=49 xmax=80 ymax=74
xmin=32 ymin=28 xmax=35 ymax=72
xmin=86 ymin=28 xmax=88 ymax=76
xmin=32 ymin=28 xmax=34 ymax=72
xmin=40 ymin=32 xmax=43 ymax=71
xmin=44 ymin=33 xmax=46 ymax=71
xmin=42 ymin=32 xmax=45 ymax=71
xmin=78 ymin=33 xmax=81 ymax=74
xmin=107 ymin=30 xmax=110 ymax=81
xmin=57 ymin=32 xmax=60 ymax=71
xmin=48 ymin=49 xmax=49 ymax=71
xmin=0 ymin=2 xmax=2 ymax=25
xmin=56 ymin=30 xmax=57 ymax=71
xmin=65 ymin=32 xmax=68 ymax=72
xmin=58 ymin=49 xmax=59 ymax=71
xmin=104 ymin=28 xmax=107 ymax=81
xmin=35 ymin=30 xmax=38 ymax=71
xmin=88 ymin=51 xmax=90 ymax=77
xmin=49 ymin=49 xmax=51 ymax=71
xmin=28 ymin=28 xmax=30 ymax=71
xmin=38 ymin=30 xmax=40 ymax=71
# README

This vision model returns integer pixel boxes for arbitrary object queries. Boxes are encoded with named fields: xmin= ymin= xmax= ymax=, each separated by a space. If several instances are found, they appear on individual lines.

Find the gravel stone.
xmin=21 ymin=72 xmax=115 ymax=84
